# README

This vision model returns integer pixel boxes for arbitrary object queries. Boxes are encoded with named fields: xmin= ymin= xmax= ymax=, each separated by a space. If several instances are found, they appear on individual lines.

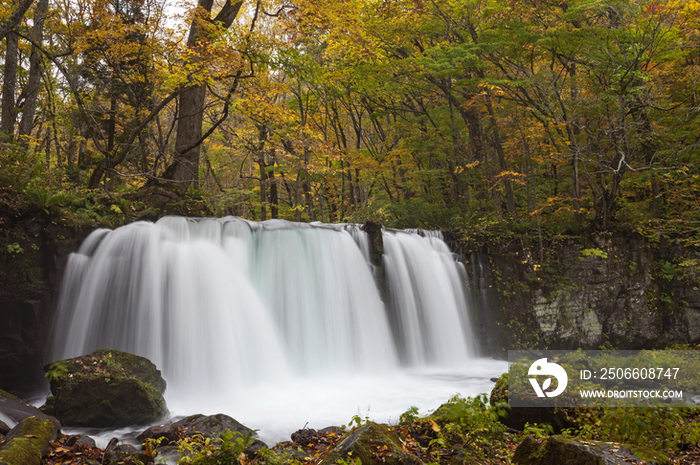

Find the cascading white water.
xmin=0 ymin=410 xmax=16 ymax=429
xmin=247 ymin=222 xmax=396 ymax=373
xmin=49 ymin=217 xmax=502 ymax=443
xmin=51 ymin=219 xmax=291 ymax=399
xmin=383 ymin=230 xmax=478 ymax=365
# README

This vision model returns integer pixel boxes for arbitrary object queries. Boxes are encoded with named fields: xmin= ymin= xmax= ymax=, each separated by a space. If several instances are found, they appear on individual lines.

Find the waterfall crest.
xmin=50 ymin=217 xmax=477 ymax=401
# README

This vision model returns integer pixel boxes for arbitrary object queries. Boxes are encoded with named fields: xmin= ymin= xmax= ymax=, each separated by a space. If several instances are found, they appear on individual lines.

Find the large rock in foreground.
xmin=320 ymin=422 xmax=423 ymax=465
xmin=42 ymin=349 xmax=168 ymax=427
xmin=0 ymin=415 xmax=61 ymax=465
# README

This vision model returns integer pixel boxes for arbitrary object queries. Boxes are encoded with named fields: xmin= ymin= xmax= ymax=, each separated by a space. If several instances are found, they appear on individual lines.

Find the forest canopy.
xmin=0 ymin=0 xmax=699 ymax=236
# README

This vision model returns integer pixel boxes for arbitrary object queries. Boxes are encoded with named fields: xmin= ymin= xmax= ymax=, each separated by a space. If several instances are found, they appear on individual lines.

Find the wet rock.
xmin=141 ymin=413 xmax=266 ymax=457
xmin=274 ymin=426 xmax=338 ymax=461
xmin=319 ymin=426 xmax=342 ymax=436
xmin=0 ymin=218 xmax=89 ymax=394
xmin=320 ymin=422 xmax=423 ymax=465
xmin=42 ymin=349 xmax=168 ymax=427
xmin=47 ymin=434 xmax=108 ymax=464
xmin=1 ymin=389 xmax=56 ymax=429
xmin=65 ymin=434 xmax=97 ymax=449
xmin=173 ymin=413 xmax=259 ymax=444
xmin=291 ymin=428 xmax=320 ymax=446
xmin=513 ymin=435 xmax=669 ymax=465
xmin=0 ymin=415 xmax=61 ymax=465
xmin=103 ymin=441 xmax=154 ymax=465
xmin=137 ymin=424 xmax=179 ymax=446
xmin=362 ymin=221 xmax=384 ymax=269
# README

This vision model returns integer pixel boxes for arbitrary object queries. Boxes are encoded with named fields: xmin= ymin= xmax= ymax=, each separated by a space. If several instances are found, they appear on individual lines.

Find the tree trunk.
xmin=164 ymin=84 xmax=206 ymax=189
xmin=259 ymin=152 xmax=267 ymax=221
xmin=18 ymin=0 xmax=49 ymax=144
xmin=484 ymin=94 xmax=516 ymax=218
xmin=160 ymin=0 xmax=244 ymax=193
xmin=268 ymin=150 xmax=279 ymax=219
xmin=1 ymin=32 xmax=19 ymax=139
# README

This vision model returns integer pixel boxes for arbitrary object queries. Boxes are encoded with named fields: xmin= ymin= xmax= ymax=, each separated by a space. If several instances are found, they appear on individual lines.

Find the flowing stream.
xmin=49 ymin=217 xmax=506 ymax=444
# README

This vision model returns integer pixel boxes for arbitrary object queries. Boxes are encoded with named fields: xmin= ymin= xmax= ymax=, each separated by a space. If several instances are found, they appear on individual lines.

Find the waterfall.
xmin=383 ymin=230 xmax=477 ymax=365
xmin=0 ymin=410 xmax=16 ymax=429
xmin=49 ymin=217 xmax=480 ymax=425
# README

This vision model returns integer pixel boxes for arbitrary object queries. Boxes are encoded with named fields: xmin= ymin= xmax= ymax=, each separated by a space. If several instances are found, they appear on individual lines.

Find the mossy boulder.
xmin=0 ymin=415 xmax=61 ymax=465
xmin=42 ymin=349 xmax=168 ymax=427
xmin=513 ymin=435 xmax=669 ymax=465
xmin=320 ymin=422 xmax=423 ymax=465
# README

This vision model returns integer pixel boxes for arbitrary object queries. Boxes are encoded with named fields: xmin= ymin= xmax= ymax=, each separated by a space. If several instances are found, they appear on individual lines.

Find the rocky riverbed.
xmin=3 ymin=350 xmax=699 ymax=464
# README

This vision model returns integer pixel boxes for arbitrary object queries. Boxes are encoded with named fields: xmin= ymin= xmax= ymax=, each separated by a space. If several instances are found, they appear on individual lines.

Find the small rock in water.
xmin=137 ymin=423 xmax=180 ymax=446
xmin=65 ymin=434 xmax=96 ymax=449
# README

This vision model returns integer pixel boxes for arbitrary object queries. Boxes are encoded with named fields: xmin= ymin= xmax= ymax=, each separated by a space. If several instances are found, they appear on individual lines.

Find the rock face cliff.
xmin=469 ymin=234 xmax=700 ymax=354
xmin=0 ymin=214 xmax=87 ymax=394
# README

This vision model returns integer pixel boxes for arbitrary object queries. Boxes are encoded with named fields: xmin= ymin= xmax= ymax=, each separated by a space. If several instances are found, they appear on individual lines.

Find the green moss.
xmin=0 ymin=437 xmax=43 ymax=464
xmin=0 ymin=416 xmax=61 ymax=465
xmin=0 ymin=389 xmax=20 ymax=401
xmin=320 ymin=422 xmax=421 ymax=465
xmin=489 ymin=372 xmax=508 ymax=405
xmin=629 ymin=445 xmax=670 ymax=465
xmin=45 ymin=349 xmax=166 ymax=395
xmin=44 ymin=362 xmax=69 ymax=384
xmin=52 ymin=376 xmax=166 ymax=426
xmin=44 ymin=350 xmax=168 ymax=427
xmin=514 ymin=435 xmax=669 ymax=465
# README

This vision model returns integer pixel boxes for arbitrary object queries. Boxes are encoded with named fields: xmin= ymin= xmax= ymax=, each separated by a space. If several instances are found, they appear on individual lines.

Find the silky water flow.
xmin=48 ymin=217 xmax=507 ymax=444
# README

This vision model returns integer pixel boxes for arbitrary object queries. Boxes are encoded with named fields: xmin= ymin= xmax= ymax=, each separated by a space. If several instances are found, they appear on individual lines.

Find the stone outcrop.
xmin=473 ymin=234 xmax=700 ymax=352
xmin=42 ymin=349 xmax=167 ymax=427
xmin=320 ymin=422 xmax=423 ymax=465
xmin=0 ymin=214 xmax=88 ymax=394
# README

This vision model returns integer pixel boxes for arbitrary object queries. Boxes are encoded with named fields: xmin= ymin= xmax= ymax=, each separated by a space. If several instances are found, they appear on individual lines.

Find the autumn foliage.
xmin=0 ymin=0 xmax=698 ymax=234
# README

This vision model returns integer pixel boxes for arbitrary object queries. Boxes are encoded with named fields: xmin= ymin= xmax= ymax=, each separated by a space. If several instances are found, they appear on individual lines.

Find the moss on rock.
xmin=0 ymin=416 xmax=61 ymax=465
xmin=43 ymin=350 xmax=168 ymax=427
xmin=320 ymin=422 xmax=422 ymax=465
xmin=0 ymin=390 xmax=20 ymax=402
xmin=44 ymin=349 xmax=166 ymax=394
xmin=513 ymin=435 xmax=669 ymax=465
